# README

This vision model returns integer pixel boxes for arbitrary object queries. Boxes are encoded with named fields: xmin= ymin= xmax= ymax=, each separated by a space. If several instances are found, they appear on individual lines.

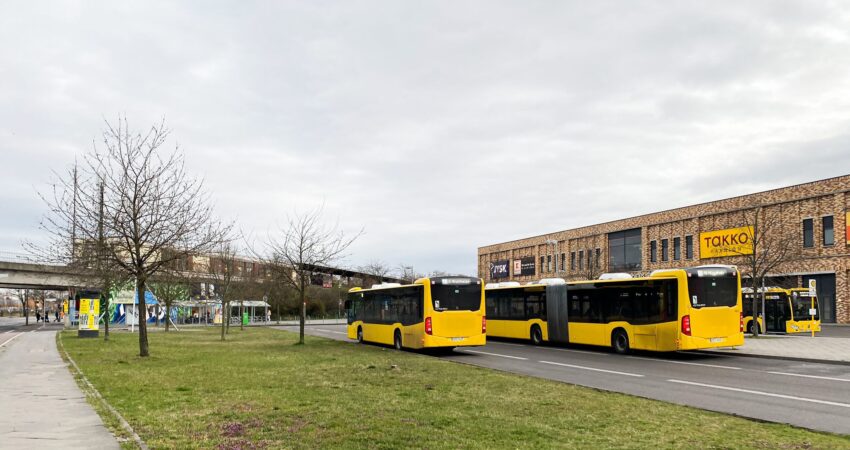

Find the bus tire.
xmin=530 ymin=324 xmax=543 ymax=346
xmin=394 ymin=329 xmax=403 ymax=350
xmin=357 ymin=326 xmax=364 ymax=343
xmin=747 ymin=321 xmax=761 ymax=335
xmin=612 ymin=329 xmax=630 ymax=355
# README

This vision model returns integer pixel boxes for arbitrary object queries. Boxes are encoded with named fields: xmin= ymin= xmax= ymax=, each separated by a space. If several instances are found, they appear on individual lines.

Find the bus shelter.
xmin=228 ymin=300 xmax=271 ymax=325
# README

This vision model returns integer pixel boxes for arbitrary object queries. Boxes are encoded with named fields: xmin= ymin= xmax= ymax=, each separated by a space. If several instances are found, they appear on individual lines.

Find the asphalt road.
xmin=277 ymin=323 xmax=850 ymax=435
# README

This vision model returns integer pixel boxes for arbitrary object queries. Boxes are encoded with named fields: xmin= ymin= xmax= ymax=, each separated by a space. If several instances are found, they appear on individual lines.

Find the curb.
xmin=697 ymin=349 xmax=850 ymax=367
xmin=57 ymin=332 xmax=149 ymax=450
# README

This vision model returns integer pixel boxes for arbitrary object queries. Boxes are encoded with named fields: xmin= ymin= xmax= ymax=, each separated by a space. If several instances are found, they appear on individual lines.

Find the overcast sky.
xmin=2 ymin=2 xmax=850 ymax=276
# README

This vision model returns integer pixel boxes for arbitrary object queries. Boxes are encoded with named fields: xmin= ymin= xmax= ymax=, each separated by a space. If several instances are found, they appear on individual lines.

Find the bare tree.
xmin=396 ymin=265 xmax=423 ymax=284
xmin=149 ymin=266 xmax=191 ymax=332
xmin=729 ymin=206 xmax=799 ymax=337
xmin=262 ymin=208 xmax=360 ymax=344
xmin=36 ymin=117 xmax=230 ymax=356
xmin=207 ymin=243 xmax=240 ymax=341
xmin=358 ymin=260 xmax=393 ymax=286
xmin=578 ymin=250 xmax=602 ymax=281
xmin=17 ymin=289 xmax=29 ymax=326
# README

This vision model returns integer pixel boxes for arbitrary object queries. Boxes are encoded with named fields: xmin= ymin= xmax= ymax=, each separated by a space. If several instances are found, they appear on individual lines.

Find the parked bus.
xmin=484 ymin=265 xmax=744 ymax=353
xmin=742 ymin=287 xmax=820 ymax=334
xmin=345 ymin=276 xmax=486 ymax=350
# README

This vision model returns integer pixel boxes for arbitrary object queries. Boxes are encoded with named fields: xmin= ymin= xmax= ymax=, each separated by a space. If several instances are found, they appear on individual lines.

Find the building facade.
xmin=477 ymin=175 xmax=850 ymax=323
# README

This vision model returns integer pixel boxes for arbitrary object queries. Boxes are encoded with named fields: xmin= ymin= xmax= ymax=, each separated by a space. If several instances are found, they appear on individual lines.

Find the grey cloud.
xmin=2 ymin=1 xmax=850 ymax=275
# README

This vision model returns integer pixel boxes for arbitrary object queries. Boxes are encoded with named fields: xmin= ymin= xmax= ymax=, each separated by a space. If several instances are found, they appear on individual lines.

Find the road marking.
xmin=0 ymin=333 xmax=22 ymax=348
xmin=667 ymin=379 xmax=850 ymax=409
xmin=627 ymin=356 xmax=741 ymax=370
xmin=315 ymin=328 xmax=346 ymax=335
xmin=539 ymin=360 xmax=644 ymax=377
xmin=538 ymin=347 xmax=609 ymax=356
xmin=492 ymin=342 xmax=526 ymax=347
xmin=767 ymin=371 xmax=850 ymax=383
xmin=462 ymin=350 xmax=528 ymax=360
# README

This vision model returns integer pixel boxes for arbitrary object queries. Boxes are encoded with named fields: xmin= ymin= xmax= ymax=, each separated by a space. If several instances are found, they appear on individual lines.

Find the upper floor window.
xmin=661 ymin=239 xmax=669 ymax=262
xmin=650 ymin=241 xmax=657 ymax=263
xmin=608 ymin=228 xmax=642 ymax=271
xmin=803 ymin=218 xmax=814 ymax=248
xmin=685 ymin=235 xmax=693 ymax=259
xmin=673 ymin=237 xmax=681 ymax=261
xmin=823 ymin=216 xmax=834 ymax=246
xmin=578 ymin=250 xmax=584 ymax=270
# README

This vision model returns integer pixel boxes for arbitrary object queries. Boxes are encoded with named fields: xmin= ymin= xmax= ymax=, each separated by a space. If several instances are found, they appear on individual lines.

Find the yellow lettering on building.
xmin=699 ymin=226 xmax=754 ymax=259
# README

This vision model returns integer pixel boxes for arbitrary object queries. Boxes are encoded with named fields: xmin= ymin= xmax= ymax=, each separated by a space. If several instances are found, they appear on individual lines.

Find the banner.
xmin=513 ymin=256 xmax=536 ymax=276
xmin=699 ymin=226 xmax=754 ymax=258
xmin=489 ymin=259 xmax=509 ymax=279
xmin=78 ymin=297 xmax=100 ymax=331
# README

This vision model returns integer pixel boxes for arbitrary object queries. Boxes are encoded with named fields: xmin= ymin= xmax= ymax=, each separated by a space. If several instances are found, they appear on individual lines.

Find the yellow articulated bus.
xmin=345 ymin=276 xmax=486 ymax=350
xmin=742 ymin=287 xmax=820 ymax=334
xmin=484 ymin=265 xmax=744 ymax=353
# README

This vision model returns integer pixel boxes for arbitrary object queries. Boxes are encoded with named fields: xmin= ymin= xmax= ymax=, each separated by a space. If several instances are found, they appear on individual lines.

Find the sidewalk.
xmin=705 ymin=333 xmax=850 ymax=364
xmin=0 ymin=325 xmax=120 ymax=449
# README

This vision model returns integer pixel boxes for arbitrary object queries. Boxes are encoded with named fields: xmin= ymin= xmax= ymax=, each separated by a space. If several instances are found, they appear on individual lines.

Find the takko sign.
xmin=699 ymin=226 xmax=754 ymax=258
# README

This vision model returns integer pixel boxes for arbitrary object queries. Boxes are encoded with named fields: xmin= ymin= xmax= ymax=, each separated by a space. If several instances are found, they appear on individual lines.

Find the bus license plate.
xmin=709 ymin=338 xmax=723 ymax=343
xmin=451 ymin=337 xmax=464 ymax=342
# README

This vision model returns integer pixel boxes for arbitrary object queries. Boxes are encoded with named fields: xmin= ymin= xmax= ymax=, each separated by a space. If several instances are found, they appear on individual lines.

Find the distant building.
xmin=478 ymin=175 xmax=850 ymax=323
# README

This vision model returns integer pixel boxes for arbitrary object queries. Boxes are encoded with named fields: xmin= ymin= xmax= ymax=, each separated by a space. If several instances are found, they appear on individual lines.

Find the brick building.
xmin=477 ymin=175 xmax=850 ymax=323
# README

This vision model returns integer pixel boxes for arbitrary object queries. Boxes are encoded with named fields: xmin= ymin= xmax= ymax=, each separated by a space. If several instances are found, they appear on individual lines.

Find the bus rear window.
xmin=687 ymin=273 xmax=737 ymax=309
xmin=431 ymin=282 xmax=481 ymax=312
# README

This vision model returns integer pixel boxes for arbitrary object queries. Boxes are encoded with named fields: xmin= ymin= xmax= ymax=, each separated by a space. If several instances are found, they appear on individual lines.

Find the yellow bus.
xmin=345 ymin=276 xmax=486 ymax=350
xmin=485 ymin=265 xmax=744 ymax=353
xmin=742 ymin=287 xmax=820 ymax=334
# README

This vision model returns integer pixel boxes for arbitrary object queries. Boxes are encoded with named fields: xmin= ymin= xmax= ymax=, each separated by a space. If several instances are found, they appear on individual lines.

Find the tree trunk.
xmin=165 ymin=301 xmax=171 ymax=332
xmin=751 ymin=277 xmax=759 ymax=338
xmin=103 ymin=293 xmax=110 ymax=342
xmin=137 ymin=278 xmax=150 ymax=357
xmin=299 ymin=279 xmax=306 ymax=345
xmin=226 ymin=302 xmax=231 ymax=334
xmin=220 ymin=301 xmax=226 ymax=341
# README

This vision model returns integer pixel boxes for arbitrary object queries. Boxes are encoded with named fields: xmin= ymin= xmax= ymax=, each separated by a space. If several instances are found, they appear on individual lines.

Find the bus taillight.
xmin=425 ymin=317 xmax=432 ymax=335
xmin=739 ymin=313 xmax=744 ymax=332
xmin=482 ymin=316 xmax=486 ymax=333
xmin=681 ymin=315 xmax=692 ymax=336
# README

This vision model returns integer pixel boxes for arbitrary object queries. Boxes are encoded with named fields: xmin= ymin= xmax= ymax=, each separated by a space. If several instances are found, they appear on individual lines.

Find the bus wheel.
xmin=357 ymin=326 xmax=364 ymax=343
xmin=530 ymin=325 xmax=543 ymax=345
xmin=394 ymin=330 xmax=403 ymax=350
xmin=748 ymin=321 xmax=761 ymax=335
xmin=612 ymin=329 xmax=630 ymax=355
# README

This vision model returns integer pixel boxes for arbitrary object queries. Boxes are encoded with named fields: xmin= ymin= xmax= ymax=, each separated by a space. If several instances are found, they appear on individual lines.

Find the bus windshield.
xmin=686 ymin=267 xmax=738 ymax=308
xmin=791 ymin=295 xmax=818 ymax=320
xmin=431 ymin=278 xmax=481 ymax=312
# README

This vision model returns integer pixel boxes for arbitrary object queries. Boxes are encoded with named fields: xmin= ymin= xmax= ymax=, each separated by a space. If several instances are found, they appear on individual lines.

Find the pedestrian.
xmin=35 ymin=310 xmax=41 ymax=323
xmin=55 ymin=309 xmax=60 ymax=323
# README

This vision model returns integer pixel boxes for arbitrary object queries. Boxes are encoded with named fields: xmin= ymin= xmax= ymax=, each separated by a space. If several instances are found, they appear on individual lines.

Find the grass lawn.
xmin=60 ymin=328 xmax=850 ymax=449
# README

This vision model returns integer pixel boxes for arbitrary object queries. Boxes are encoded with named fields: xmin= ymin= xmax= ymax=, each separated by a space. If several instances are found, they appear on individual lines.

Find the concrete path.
xmin=0 ymin=325 xmax=120 ymax=449
xmin=707 ymin=333 xmax=850 ymax=363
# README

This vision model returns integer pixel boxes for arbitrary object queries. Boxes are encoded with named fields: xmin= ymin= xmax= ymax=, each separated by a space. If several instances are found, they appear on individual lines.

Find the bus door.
xmin=764 ymin=294 xmax=787 ymax=332
xmin=545 ymin=285 xmax=570 ymax=344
